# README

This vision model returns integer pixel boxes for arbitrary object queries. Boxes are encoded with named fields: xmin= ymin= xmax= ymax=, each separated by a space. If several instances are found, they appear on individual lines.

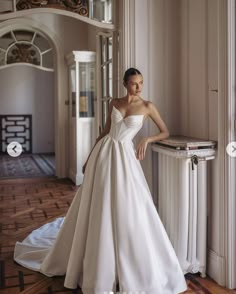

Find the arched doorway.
xmin=0 ymin=28 xmax=55 ymax=178
xmin=0 ymin=19 xmax=65 ymax=176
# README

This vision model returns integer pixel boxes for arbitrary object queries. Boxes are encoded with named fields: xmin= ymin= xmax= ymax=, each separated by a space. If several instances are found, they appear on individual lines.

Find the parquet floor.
xmin=0 ymin=177 xmax=235 ymax=294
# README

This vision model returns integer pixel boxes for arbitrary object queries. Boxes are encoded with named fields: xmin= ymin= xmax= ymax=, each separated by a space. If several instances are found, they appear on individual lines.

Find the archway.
xmin=0 ymin=18 xmax=66 ymax=178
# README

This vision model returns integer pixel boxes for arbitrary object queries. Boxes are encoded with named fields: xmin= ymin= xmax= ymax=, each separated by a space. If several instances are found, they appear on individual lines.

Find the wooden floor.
xmin=0 ymin=177 xmax=235 ymax=294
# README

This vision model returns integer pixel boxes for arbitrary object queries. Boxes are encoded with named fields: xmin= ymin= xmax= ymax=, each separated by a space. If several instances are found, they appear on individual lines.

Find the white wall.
xmin=180 ymin=0 xmax=209 ymax=139
xmin=148 ymin=0 xmax=181 ymax=135
xmin=0 ymin=65 xmax=54 ymax=153
xmin=26 ymin=13 xmax=89 ymax=55
xmin=87 ymin=24 xmax=97 ymax=51
xmin=129 ymin=0 xmax=180 ymax=192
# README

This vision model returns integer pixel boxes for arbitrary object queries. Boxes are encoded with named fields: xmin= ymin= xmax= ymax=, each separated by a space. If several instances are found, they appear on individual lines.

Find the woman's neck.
xmin=125 ymin=94 xmax=140 ymax=104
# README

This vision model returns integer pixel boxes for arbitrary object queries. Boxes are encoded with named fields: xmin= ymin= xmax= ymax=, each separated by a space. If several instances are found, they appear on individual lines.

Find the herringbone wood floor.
xmin=0 ymin=177 xmax=235 ymax=294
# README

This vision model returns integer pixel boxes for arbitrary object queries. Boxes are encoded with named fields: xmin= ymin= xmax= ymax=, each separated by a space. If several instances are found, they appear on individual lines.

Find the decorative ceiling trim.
xmin=16 ymin=0 xmax=89 ymax=17
xmin=0 ymin=8 xmax=115 ymax=30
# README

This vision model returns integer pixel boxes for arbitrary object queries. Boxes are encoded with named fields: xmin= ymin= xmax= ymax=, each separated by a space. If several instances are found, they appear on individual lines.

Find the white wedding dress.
xmin=14 ymin=105 xmax=187 ymax=294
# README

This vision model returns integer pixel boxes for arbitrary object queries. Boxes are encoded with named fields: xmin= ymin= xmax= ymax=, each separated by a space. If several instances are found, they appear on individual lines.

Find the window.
xmin=0 ymin=30 xmax=54 ymax=71
xmin=99 ymin=33 xmax=113 ymax=129
xmin=89 ymin=0 xmax=113 ymax=23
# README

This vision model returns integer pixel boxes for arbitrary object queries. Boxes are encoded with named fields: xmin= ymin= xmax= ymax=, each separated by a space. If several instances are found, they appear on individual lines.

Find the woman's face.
xmin=125 ymin=74 xmax=143 ymax=96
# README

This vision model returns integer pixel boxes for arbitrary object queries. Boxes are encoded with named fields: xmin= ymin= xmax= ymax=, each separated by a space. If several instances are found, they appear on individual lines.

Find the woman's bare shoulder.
xmin=109 ymin=98 xmax=118 ymax=108
xmin=110 ymin=98 xmax=120 ymax=105
xmin=140 ymin=99 xmax=153 ymax=111
xmin=145 ymin=101 xmax=159 ymax=111
xmin=141 ymin=100 xmax=162 ymax=118
xmin=111 ymin=97 xmax=126 ymax=107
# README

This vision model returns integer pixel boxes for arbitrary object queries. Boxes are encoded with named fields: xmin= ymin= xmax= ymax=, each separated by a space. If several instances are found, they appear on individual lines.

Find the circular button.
xmin=7 ymin=142 xmax=23 ymax=157
xmin=226 ymin=142 xmax=236 ymax=157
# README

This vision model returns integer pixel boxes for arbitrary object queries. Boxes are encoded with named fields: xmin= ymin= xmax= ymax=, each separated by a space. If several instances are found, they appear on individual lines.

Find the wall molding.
xmin=119 ymin=0 xmax=135 ymax=96
xmin=0 ymin=8 xmax=115 ymax=30
xmin=206 ymin=0 xmax=228 ymax=286
xmin=207 ymin=249 xmax=226 ymax=286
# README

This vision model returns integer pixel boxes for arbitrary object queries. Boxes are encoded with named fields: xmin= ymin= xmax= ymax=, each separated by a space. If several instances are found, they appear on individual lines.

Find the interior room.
xmin=0 ymin=0 xmax=235 ymax=293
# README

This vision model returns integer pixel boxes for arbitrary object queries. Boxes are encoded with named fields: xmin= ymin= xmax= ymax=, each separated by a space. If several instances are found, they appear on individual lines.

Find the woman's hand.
xmin=136 ymin=137 xmax=149 ymax=160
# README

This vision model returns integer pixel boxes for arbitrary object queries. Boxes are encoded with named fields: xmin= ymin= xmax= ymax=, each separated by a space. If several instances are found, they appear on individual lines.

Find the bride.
xmin=14 ymin=68 xmax=188 ymax=294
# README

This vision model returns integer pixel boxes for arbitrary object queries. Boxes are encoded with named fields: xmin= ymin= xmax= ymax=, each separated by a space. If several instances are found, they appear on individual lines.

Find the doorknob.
xmin=210 ymin=89 xmax=218 ymax=93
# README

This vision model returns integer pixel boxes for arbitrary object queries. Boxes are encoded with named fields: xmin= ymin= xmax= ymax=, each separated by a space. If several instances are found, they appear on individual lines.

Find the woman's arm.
xmin=82 ymin=99 xmax=116 ymax=173
xmin=136 ymin=102 xmax=170 ymax=161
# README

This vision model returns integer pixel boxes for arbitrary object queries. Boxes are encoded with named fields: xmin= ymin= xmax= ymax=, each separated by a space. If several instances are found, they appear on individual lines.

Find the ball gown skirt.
xmin=14 ymin=106 xmax=188 ymax=294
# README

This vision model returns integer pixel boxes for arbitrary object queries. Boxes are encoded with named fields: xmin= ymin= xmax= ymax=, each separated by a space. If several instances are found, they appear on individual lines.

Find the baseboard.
xmin=69 ymin=168 xmax=76 ymax=184
xmin=207 ymin=248 xmax=226 ymax=286
xmin=69 ymin=169 xmax=83 ymax=186
xmin=75 ymin=173 xmax=84 ymax=186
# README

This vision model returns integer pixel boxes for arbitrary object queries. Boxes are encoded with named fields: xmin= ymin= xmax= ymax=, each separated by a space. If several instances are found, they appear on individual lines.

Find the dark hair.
xmin=123 ymin=67 xmax=142 ymax=84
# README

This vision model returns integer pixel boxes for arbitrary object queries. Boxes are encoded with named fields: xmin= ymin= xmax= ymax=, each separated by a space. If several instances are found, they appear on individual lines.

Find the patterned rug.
xmin=0 ymin=154 xmax=55 ymax=178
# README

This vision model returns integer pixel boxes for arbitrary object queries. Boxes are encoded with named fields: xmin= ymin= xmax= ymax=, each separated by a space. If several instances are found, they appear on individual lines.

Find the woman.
xmin=14 ymin=68 xmax=187 ymax=294
xmin=82 ymin=68 xmax=170 ymax=171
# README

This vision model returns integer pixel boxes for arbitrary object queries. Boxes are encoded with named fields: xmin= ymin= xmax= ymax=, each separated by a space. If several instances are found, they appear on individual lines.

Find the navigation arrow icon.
xmin=7 ymin=142 xmax=23 ymax=157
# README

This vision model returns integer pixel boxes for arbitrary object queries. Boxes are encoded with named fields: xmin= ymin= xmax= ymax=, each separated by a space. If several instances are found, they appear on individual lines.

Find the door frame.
xmin=226 ymin=0 xmax=236 ymax=288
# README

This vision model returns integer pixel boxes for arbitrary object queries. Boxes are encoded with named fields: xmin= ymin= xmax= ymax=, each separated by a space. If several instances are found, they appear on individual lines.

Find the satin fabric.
xmin=14 ymin=105 xmax=187 ymax=294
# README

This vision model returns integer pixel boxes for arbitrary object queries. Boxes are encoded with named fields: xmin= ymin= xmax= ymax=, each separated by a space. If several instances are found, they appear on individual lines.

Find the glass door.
xmin=97 ymin=33 xmax=113 ymax=133
xmin=79 ymin=62 xmax=95 ymax=118
xmin=67 ymin=51 xmax=96 ymax=185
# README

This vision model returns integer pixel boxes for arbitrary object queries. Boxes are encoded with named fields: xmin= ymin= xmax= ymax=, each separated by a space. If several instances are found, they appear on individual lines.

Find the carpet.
xmin=0 ymin=154 xmax=55 ymax=178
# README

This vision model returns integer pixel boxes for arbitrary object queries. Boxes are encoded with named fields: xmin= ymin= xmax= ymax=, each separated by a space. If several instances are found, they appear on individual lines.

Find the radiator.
xmin=151 ymin=136 xmax=216 ymax=277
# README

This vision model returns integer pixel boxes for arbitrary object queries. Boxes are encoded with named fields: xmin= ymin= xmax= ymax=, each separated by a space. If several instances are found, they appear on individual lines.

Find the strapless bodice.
xmin=107 ymin=106 xmax=144 ymax=142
